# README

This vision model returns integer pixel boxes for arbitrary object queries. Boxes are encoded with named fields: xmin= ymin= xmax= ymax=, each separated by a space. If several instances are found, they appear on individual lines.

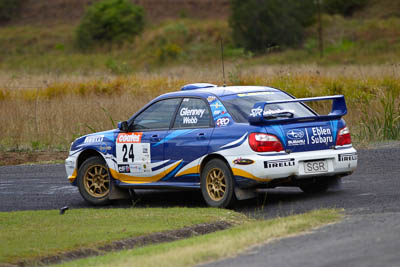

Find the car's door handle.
xmin=197 ymin=133 xmax=206 ymax=140
xmin=150 ymin=134 xmax=161 ymax=142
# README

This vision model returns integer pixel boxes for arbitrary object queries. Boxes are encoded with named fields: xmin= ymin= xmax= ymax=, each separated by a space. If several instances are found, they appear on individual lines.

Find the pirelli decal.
xmin=338 ymin=153 xmax=357 ymax=162
xmin=264 ymin=158 xmax=295 ymax=169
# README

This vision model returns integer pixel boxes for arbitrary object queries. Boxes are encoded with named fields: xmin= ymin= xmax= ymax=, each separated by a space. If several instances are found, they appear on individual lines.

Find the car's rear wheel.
xmin=77 ymin=156 xmax=111 ymax=205
xmin=201 ymin=159 xmax=235 ymax=208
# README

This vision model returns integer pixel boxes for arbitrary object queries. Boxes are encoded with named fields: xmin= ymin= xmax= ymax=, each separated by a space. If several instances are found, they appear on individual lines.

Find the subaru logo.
xmin=287 ymin=129 xmax=304 ymax=140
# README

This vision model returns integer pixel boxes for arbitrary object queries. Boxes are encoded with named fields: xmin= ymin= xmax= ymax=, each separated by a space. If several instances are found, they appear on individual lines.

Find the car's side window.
xmin=173 ymin=98 xmax=212 ymax=128
xmin=132 ymin=98 xmax=181 ymax=130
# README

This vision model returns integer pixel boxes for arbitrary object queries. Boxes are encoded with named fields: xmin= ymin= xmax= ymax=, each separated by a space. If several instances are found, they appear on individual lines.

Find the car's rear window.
xmin=221 ymin=91 xmax=316 ymax=123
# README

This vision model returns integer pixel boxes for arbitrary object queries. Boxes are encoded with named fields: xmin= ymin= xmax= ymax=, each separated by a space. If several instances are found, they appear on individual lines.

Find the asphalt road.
xmin=1 ymin=144 xmax=400 ymax=266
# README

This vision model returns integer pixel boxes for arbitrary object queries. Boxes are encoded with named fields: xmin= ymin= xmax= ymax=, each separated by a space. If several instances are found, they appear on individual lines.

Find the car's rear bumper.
xmin=226 ymin=146 xmax=357 ymax=183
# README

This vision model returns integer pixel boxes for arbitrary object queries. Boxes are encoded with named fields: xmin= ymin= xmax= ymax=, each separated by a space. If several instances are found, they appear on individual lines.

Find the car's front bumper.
xmin=65 ymin=154 xmax=78 ymax=183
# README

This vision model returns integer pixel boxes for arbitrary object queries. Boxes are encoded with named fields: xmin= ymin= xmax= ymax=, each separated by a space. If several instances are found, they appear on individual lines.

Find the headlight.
xmin=69 ymin=142 xmax=74 ymax=154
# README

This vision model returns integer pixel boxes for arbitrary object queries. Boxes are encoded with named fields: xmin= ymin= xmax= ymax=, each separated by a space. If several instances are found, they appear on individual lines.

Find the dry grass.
xmin=0 ymin=64 xmax=399 ymax=151
xmin=58 ymin=209 xmax=341 ymax=267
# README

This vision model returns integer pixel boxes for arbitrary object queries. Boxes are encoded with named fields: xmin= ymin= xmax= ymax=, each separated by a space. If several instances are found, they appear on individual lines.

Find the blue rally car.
xmin=65 ymin=83 xmax=358 ymax=208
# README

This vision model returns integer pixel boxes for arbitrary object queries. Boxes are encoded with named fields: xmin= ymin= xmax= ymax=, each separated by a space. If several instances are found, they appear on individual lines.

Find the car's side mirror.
xmin=118 ymin=121 xmax=129 ymax=132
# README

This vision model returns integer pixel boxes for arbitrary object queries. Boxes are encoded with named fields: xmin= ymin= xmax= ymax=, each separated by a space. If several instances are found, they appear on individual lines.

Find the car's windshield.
xmin=221 ymin=91 xmax=316 ymax=123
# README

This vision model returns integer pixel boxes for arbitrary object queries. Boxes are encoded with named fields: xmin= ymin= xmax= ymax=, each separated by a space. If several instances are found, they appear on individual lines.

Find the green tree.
xmin=229 ymin=0 xmax=316 ymax=53
xmin=323 ymin=0 xmax=368 ymax=16
xmin=76 ymin=0 xmax=145 ymax=49
xmin=0 ymin=0 xmax=23 ymax=22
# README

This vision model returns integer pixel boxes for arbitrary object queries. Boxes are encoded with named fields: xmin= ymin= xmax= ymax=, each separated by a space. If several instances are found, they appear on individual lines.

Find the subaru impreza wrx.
xmin=65 ymin=83 xmax=358 ymax=208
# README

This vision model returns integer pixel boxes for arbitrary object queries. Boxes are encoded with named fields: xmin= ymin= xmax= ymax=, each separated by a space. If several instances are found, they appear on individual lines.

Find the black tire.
xmin=201 ymin=159 xmax=236 ymax=208
xmin=299 ymin=179 xmax=329 ymax=194
xmin=77 ymin=156 xmax=111 ymax=205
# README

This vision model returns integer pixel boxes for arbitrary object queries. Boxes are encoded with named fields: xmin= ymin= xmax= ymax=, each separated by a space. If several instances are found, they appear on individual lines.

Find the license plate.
xmin=304 ymin=160 xmax=328 ymax=174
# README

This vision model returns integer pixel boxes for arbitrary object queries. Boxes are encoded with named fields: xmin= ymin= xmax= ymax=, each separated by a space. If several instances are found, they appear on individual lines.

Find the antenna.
xmin=220 ymin=38 xmax=226 ymax=87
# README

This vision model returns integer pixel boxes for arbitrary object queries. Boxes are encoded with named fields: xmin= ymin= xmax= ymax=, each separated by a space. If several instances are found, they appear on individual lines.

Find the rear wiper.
xmin=263 ymin=109 xmax=295 ymax=119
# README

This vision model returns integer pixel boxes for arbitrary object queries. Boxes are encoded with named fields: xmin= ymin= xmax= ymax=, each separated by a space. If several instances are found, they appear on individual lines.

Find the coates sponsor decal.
xmin=84 ymin=135 xmax=104 ymax=143
xmin=233 ymin=157 xmax=254 ymax=165
xmin=117 ymin=132 xmax=143 ymax=143
xmin=264 ymin=158 xmax=295 ymax=168
xmin=338 ymin=153 xmax=357 ymax=162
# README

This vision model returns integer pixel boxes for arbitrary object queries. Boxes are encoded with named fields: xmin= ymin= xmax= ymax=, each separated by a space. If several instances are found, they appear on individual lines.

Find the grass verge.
xmin=1 ymin=65 xmax=400 ymax=151
xmin=58 ymin=209 xmax=342 ymax=267
xmin=0 ymin=207 xmax=245 ymax=264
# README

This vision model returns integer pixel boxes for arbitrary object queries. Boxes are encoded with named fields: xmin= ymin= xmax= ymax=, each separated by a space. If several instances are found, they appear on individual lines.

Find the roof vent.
xmin=181 ymin=83 xmax=217 ymax=91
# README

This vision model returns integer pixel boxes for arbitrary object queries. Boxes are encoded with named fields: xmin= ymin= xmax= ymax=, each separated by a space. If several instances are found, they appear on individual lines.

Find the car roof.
xmin=156 ymin=85 xmax=283 ymax=100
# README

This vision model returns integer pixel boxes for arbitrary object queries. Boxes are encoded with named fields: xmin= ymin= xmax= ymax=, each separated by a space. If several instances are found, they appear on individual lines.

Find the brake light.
xmin=336 ymin=126 xmax=352 ymax=146
xmin=249 ymin=133 xmax=284 ymax=152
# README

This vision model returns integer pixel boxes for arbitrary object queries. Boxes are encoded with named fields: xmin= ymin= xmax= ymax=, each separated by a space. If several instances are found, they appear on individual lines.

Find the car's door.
xmin=115 ymin=98 xmax=181 ymax=183
xmin=162 ymin=97 xmax=214 ymax=184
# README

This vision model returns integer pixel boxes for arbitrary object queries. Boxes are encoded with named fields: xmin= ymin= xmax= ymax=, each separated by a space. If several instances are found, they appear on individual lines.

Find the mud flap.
xmin=109 ymin=178 xmax=130 ymax=200
xmin=235 ymin=187 xmax=257 ymax=200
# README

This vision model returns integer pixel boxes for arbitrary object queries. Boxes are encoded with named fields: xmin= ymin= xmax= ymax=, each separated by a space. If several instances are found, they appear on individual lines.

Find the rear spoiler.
xmin=248 ymin=95 xmax=347 ymax=125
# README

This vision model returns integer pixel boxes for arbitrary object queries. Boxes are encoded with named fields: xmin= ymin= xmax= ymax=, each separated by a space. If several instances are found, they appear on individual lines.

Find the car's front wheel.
xmin=201 ymin=159 xmax=236 ymax=208
xmin=77 ymin=156 xmax=111 ymax=205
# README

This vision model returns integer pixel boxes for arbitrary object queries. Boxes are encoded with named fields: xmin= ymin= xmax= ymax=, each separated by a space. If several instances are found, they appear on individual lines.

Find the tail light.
xmin=249 ymin=133 xmax=284 ymax=152
xmin=336 ymin=126 xmax=352 ymax=146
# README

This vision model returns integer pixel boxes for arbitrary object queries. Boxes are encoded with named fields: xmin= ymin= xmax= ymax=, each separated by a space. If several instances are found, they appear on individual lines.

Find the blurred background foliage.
xmin=0 ymin=0 xmax=399 ymax=150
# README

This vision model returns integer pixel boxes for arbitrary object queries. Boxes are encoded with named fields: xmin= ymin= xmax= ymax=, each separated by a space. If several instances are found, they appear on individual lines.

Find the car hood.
xmin=71 ymin=129 xmax=119 ymax=151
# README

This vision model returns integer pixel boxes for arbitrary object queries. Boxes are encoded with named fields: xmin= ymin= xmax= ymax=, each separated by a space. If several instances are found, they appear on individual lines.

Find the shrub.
xmin=323 ymin=0 xmax=369 ymax=16
xmin=76 ymin=0 xmax=145 ymax=49
xmin=0 ymin=0 xmax=23 ymax=22
xmin=156 ymin=43 xmax=182 ymax=63
xmin=229 ymin=0 xmax=316 ymax=53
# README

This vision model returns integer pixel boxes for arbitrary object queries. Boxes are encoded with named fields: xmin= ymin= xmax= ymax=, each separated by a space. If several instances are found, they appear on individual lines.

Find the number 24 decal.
xmin=122 ymin=144 xmax=134 ymax=162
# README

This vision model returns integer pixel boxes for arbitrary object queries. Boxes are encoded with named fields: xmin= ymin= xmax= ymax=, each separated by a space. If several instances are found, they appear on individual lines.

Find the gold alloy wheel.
xmin=83 ymin=164 xmax=110 ymax=198
xmin=206 ymin=168 xmax=227 ymax=201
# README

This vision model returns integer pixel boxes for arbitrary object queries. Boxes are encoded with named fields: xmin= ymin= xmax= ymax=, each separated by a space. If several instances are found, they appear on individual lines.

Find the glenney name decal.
xmin=264 ymin=158 xmax=295 ymax=168
xmin=180 ymin=108 xmax=206 ymax=124
xmin=286 ymin=126 xmax=333 ymax=146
